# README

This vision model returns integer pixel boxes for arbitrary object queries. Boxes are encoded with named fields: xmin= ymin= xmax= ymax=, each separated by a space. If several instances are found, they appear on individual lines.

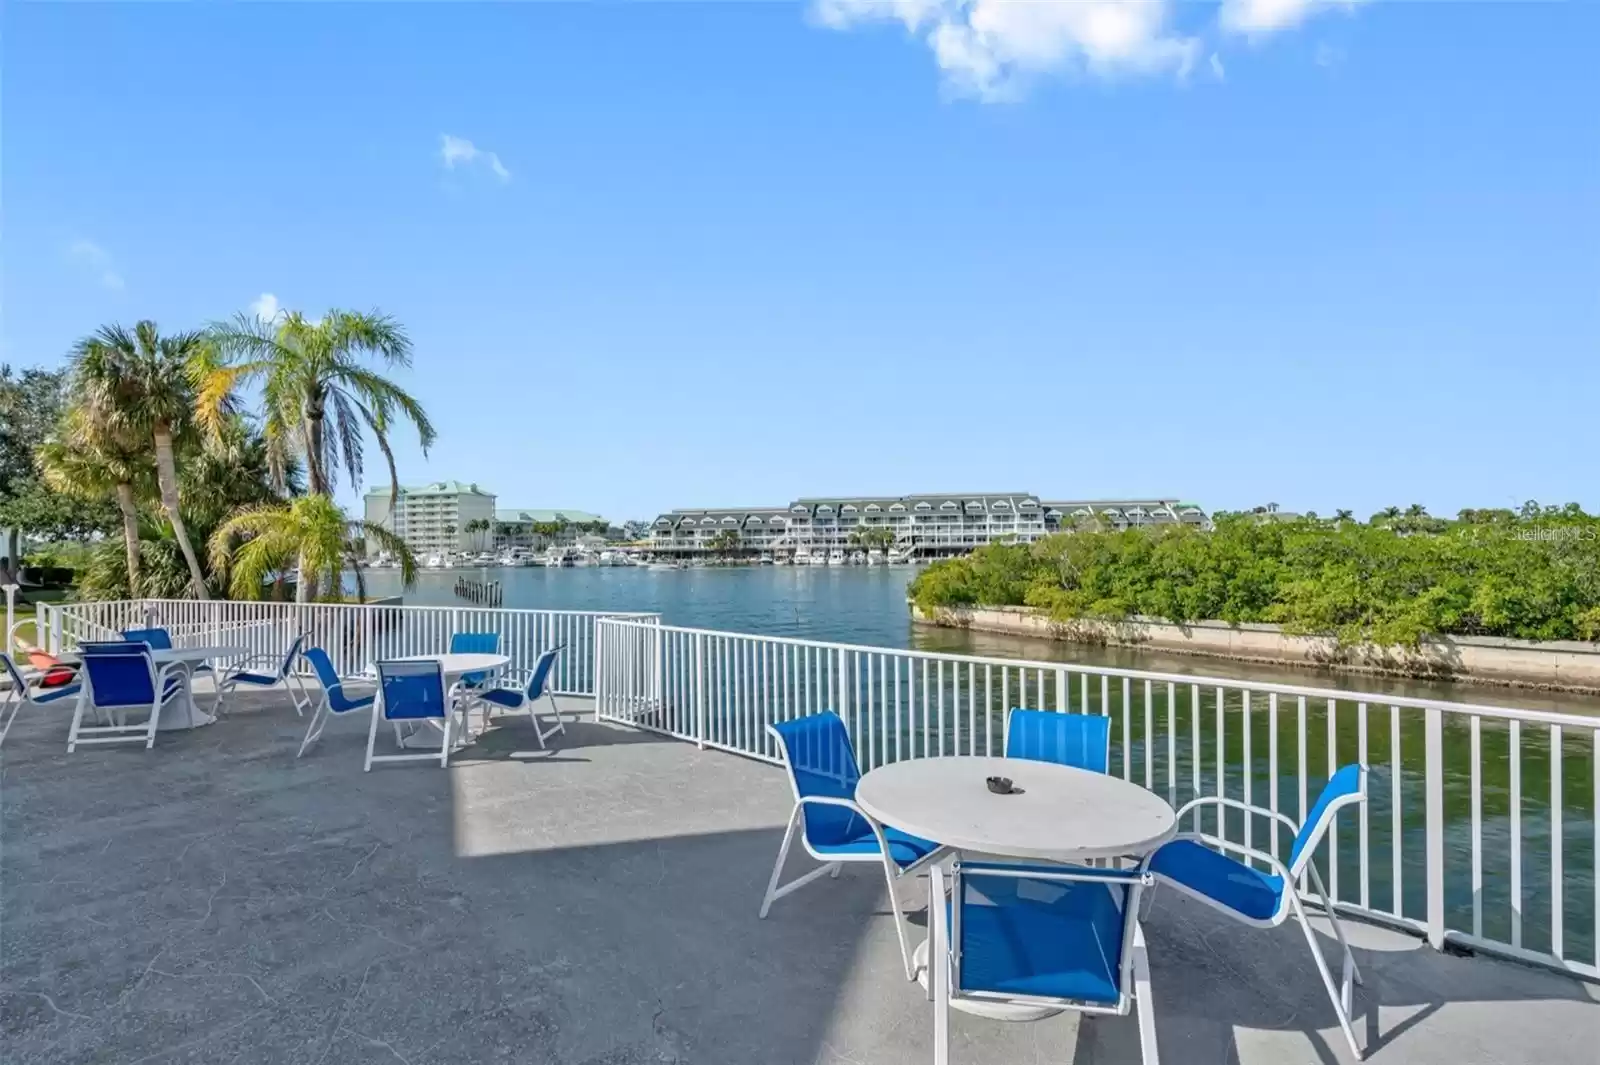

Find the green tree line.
xmin=0 ymin=306 xmax=435 ymax=604
xmin=909 ymin=506 xmax=1600 ymax=647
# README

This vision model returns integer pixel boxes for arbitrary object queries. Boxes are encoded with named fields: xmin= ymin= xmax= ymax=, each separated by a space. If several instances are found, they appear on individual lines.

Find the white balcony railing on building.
xmin=593 ymin=616 xmax=1600 ymax=983
xmin=40 ymin=599 xmax=659 ymax=698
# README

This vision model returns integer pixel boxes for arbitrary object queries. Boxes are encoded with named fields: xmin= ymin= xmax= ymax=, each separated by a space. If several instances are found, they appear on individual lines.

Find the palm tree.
xmin=1371 ymin=506 xmax=1402 ymax=526
xmin=443 ymin=523 xmax=457 ymax=553
xmin=1334 ymin=509 xmax=1354 ymax=525
xmin=203 ymin=309 xmax=435 ymax=502
xmin=208 ymin=494 xmax=415 ymax=603
xmin=36 ymin=410 xmax=153 ymax=595
xmin=68 ymin=321 xmax=212 ymax=598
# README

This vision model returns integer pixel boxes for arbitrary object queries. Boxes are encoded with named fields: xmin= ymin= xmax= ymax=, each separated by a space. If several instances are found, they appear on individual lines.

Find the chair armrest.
xmin=155 ymin=662 xmax=192 ymax=688
xmin=1172 ymin=795 xmax=1302 ymax=835
xmin=1166 ymin=831 xmax=1295 ymax=882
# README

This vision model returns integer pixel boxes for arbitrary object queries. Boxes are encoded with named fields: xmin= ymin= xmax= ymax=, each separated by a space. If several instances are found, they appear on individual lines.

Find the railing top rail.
xmin=596 ymin=616 xmax=1599 ymax=730
xmin=120 ymin=599 xmax=659 ymax=620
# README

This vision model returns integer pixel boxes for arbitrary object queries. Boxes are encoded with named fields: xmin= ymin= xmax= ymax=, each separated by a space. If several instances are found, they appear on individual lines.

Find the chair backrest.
xmin=303 ymin=646 xmax=362 ymax=713
xmin=449 ymin=632 xmax=499 ymax=655
xmin=951 ymin=861 xmax=1142 ymax=1007
xmin=1288 ymin=764 xmax=1366 ymax=876
xmin=123 ymin=628 xmax=174 ymax=650
xmin=1004 ymin=708 xmax=1110 ymax=773
xmin=768 ymin=712 xmax=868 ymax=849
xmin=80 ymin=641 xmax=158 ymax=707
xmin=2 ymin=653 xmax=26 ymax=696
xmin=449 ymin=632 xmax=499 ymax=684
xmin=524 ymin=646 xmax=564 ymax=699
xmin=376 ymin=660 xmax=448 ymax=721
xmin=277 ymin=633 xmax=308 ymax=679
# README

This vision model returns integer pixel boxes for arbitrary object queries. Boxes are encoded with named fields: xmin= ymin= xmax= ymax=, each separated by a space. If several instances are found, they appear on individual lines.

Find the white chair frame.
xmin=479 ymin=661 xmax=568 ymax=748
xmin=363 ymin=668 xmax=455 ymax=771
xmin=1154 ymin=784 xmax=1368 ymax=1061
xmin=758 ymin=722 xmax=949 ymax=981
xmin=216 ymin=641 xmax=313 ymax=717
xmin=930 ymin=861 xmax=1159 ymax=1065
xmin=0 ymin=656 xmax=79 ymax=748
xmin=67 ymin=655 xmax=191 ymax=752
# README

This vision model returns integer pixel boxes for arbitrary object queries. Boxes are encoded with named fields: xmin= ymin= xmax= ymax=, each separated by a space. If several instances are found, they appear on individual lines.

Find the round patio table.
xmin=383 ymin=653 xmax=510 ymax=748
xmin=856 ymin=755 xmax=1177 ymax=1020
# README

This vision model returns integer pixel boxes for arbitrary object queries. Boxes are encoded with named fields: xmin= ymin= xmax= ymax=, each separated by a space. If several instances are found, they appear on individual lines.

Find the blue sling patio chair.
xmin=366 ymin=659 xmax=454 ymax=770
xmin=928 ymin=859 xmax=1160 ymax=1065
xmin=218 ymin=633 xmax=312 ymax=716
xmin=68 ymin=641 xmax=191 ymax=752
xmin=1147 ymin=763 xmax=1368 ymax=1060
xmin=477 ymin=645 xmax=568 ymax=747
xmin=297 ymin=646 xmax=376 ymax=758
xmin=1 ymin=652 xmax=83 ymax=748
xmin=448 ymin=631 xmax=500 ymax=706
xmin=760 ymin=711 xmax=947 ymax=981
xmin=1004 ymin=707 xmax=1111 ymax=773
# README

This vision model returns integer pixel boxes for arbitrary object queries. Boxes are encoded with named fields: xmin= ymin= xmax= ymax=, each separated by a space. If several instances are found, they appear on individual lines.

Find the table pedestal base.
xmin=156 ymin=692 xmax=217 ymax=731
xmin=913 ymin=939 xmax=1062 ymax=1022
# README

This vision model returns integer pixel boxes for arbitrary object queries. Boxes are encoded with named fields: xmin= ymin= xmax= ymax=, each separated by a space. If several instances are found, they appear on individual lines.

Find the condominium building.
xmin=648 ymin=494 xmax=1207 ymax=560
xmin=492 ymin=508 xmax=610 ymax=550
xmin=363 ymin=481 xmax=497 ymax=557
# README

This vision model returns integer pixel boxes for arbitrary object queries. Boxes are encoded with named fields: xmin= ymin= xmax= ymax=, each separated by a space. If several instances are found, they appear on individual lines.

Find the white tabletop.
xmin=855 ymin=756 xmax=1177 ymax=862
xmin=386 ymin=653 xmax=510 ymax=679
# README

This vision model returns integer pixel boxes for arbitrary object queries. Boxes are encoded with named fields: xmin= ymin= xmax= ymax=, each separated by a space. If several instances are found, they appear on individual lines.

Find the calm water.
xmin=360 ymin=564 xmax=1597 ymax=961
xmin=362 ymin=564 xmax=1600 ymax=717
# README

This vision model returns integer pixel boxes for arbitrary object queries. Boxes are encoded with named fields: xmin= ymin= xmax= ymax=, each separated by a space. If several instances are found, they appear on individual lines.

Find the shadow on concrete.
xmin=2 ymin=689 xmax=1596 ymax=1065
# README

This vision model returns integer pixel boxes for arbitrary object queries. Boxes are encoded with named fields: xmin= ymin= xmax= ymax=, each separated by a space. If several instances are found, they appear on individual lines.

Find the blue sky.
xmin=5 ymin=2 xmax=1596 ymax=523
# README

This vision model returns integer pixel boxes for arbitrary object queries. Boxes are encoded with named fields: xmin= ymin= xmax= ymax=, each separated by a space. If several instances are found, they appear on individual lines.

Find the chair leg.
xmin=439 ymin=713 xmax=452 ymax=768
xmin=67 ymin=690 xmax=87 ymax=753
xmin=1291 ymin=895 xmax=1364 ymax=1061
xmin=298 ymin=696 xmax=329 ymax=758
xmin=536 ymin=689 xmax=568 ymax=746
xmin=759 ymin=806 xmax=803 ymax=919
xmin=880 ymin=855 xmax=917 ymax=981
xmin=930 ymin=865 xmax=950 ymax=1065
xmin=0 ymin=693 xmax=21 ymax=748
xmin=1308 ymin=863 xmax=1364 ymax=993
xmin=146 ymin=692 xmax=166 ymax=749
xmin=1131 ymin=921 xmax=1161 ymax=1065
xmin=364 ymin=703 xmax=381 ymax=772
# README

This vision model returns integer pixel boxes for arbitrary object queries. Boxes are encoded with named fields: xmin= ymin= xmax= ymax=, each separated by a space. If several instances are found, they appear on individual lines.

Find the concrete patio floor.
xmin=2 ymin=686 xmax=1597 ymax=1065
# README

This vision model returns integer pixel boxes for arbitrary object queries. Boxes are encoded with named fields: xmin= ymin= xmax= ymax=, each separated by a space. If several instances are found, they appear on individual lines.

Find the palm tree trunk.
xmin=152 ymin=422 xmax=209 ymax=600
xmin=115 ymin=482 xmax=143 ymax=596
xmin=295 ymin=548 xmax=311 ymax=603
xmin=304 ymin=407 xmax=328 ymax=496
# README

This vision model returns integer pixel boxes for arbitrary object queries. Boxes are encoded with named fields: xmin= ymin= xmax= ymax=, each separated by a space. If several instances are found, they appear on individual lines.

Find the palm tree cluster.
xmin=40 ymin=307 xmax=433 ymax=603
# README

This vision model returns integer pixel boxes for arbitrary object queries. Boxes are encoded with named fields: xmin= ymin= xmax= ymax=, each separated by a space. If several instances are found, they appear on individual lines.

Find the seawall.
xmin=911 ymin=604 xmax=1600 ymax=694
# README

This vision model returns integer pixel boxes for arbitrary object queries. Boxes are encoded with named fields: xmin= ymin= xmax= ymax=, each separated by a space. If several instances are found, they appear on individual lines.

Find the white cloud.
xmin=1209 ymin=52 xmax=1226 ymax=80
xmin=1220 ymin=0 xmax=1359 ymax=37
xmin=66 ymin=239 xmax=124 ymax=291
xmin=1315 ymin=42 xmax=1344 ymax=68
xmin=439 ymin=134 xmax=511 ymax=182
xmin=250 ymin=292 xmax=281 ymax=323
xmin=817 ymin=0 xmax=1200 ymax=100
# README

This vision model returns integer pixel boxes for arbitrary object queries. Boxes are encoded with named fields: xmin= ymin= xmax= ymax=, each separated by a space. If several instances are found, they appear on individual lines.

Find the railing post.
xmin=363 ymin=607 xmax=376 ymax=675
xmin=50 ymin=604 xmax=63 ymax=654
xmin=1425 ymin=706 xmax=1446 ymax=950
xmin=593 ymin=619 xmax=606 ymax=723
xmin=694 ymin=632 xmax=706 ymax=750
xmin=653 ymin=620 xmax=664 ymax=716
xmin=2 ymin=583 xmax=16 ymax=653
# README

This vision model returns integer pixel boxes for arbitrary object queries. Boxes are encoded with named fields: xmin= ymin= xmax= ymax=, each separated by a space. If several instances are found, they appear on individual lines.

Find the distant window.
xmin=816 ymin=505 xmax=835 ymax=514
xmin=1019 ymin=499 xmax=1038 ymax=509
xmin=915 ymin=502 xmax=932 ymax=512
xmin=791 ymin=505 xmax=808 ymax=513
xmin=770 ymin=516 xmax=786 ymax=526
xmin=992 ymin=500 xmax=1011 ymax=510
xmin=890 ymin=503 xmax=907 ymax=512
xmin=865 ymin=503 xmax=881 ymax=513
xmin=940 ymin=502 xmax=958 ymax=511
xmin=747 ymin=516 xmax=763 ymax=526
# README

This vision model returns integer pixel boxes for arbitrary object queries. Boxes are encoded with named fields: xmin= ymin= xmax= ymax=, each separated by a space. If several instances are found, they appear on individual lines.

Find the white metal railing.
xmin=595 ymin=616 xmax=1600 ymax=982
xmin=41 ymin=599 xmax=660 ymax=697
